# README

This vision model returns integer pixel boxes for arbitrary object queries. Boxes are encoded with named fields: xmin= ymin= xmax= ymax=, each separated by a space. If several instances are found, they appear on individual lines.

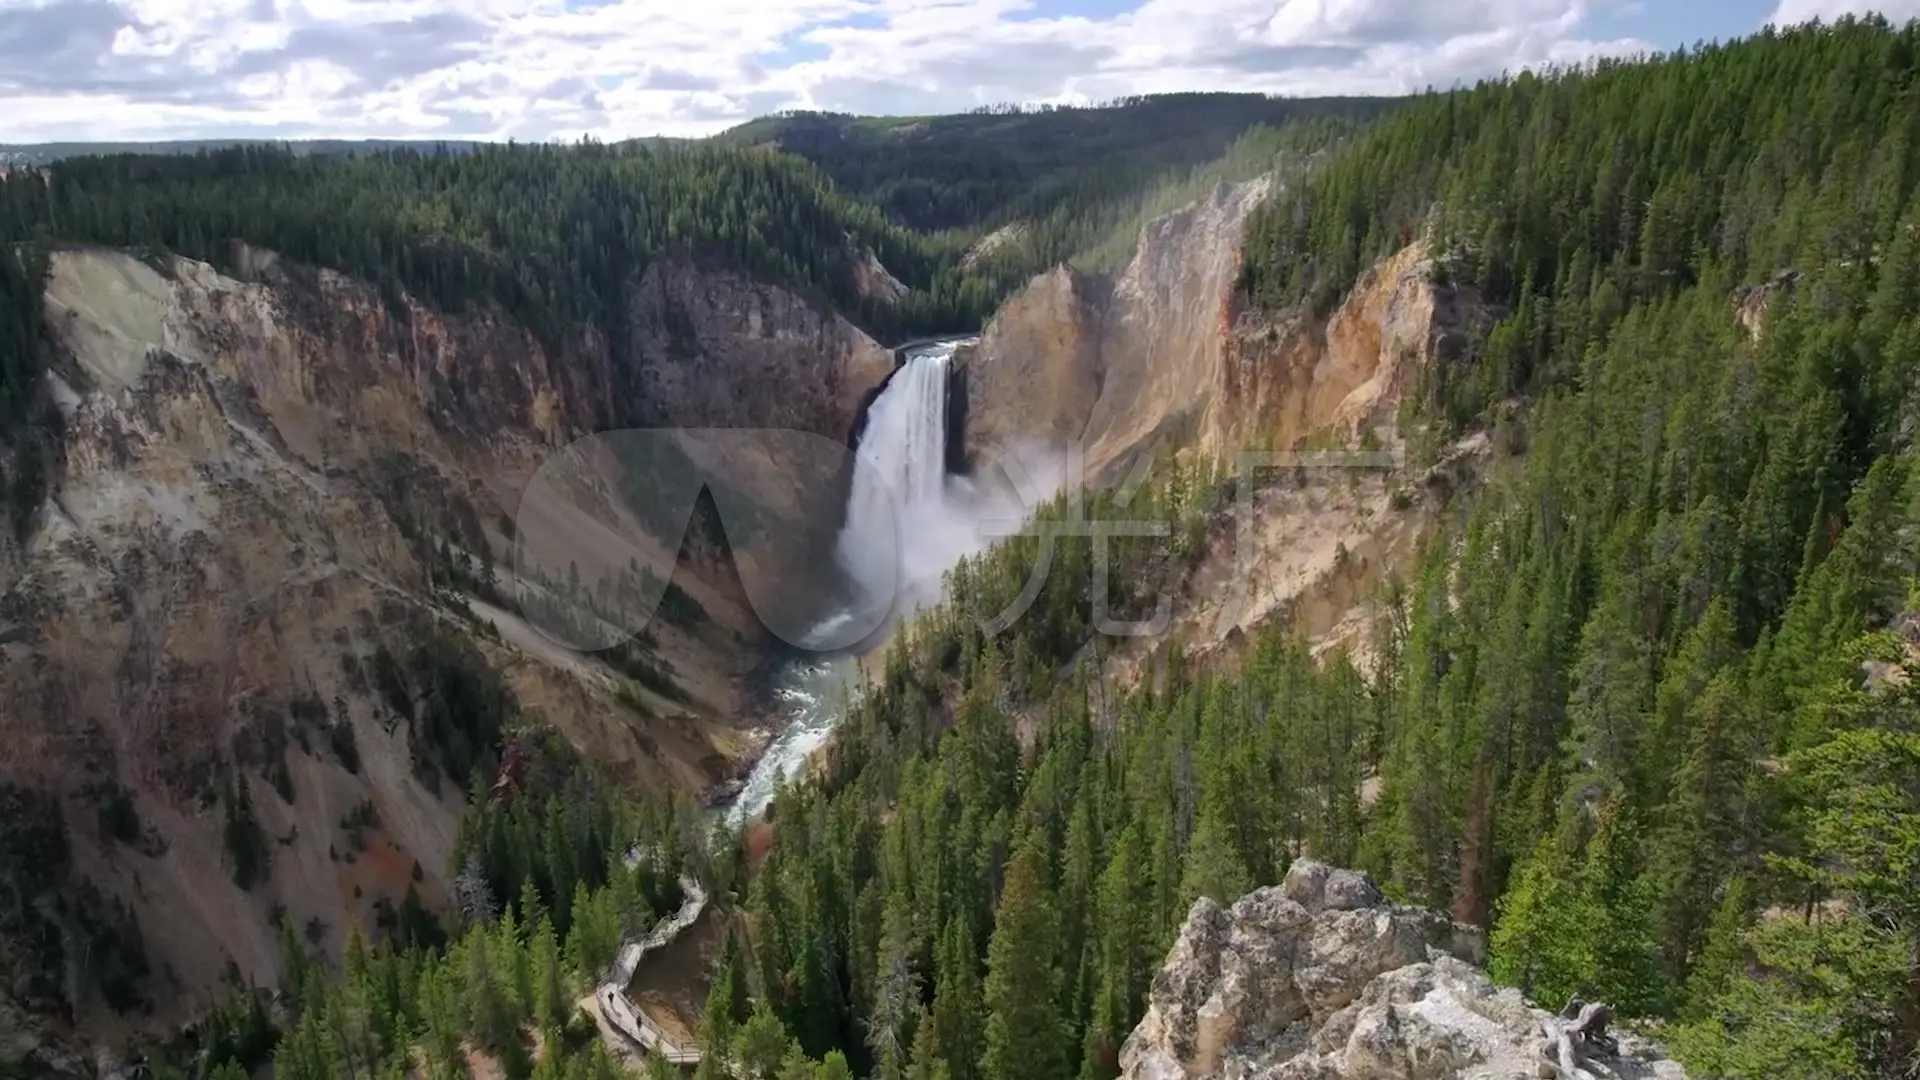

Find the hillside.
xmin=715 ymin=94 xmax=1391 ymax=235
xmin=0 ymin=140 xmax=487 ymax=166
xmin=719 ymin=95 xmax=1392 ymax=311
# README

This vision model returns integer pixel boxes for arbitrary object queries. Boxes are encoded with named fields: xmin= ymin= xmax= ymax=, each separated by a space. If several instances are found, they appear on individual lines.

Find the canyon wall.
xmin=0 ymin=245 xmax=890 ymax=1061
xmin=958 ymin=179 xmax=1494 ymax=681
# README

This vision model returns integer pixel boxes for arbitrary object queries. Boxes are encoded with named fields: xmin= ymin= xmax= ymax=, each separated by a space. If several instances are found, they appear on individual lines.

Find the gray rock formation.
xmin=1119 ymin=861 xmax=1688 ymax=1080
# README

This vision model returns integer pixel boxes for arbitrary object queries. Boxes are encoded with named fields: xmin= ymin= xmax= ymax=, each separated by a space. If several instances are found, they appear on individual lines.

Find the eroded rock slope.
xmin=0 ymin=244 xmax=890 ymax=1055
xmin=960 ymin=178 xmax=1493 ymax=678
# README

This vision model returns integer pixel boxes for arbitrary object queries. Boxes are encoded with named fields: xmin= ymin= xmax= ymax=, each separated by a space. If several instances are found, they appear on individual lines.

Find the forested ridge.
xmin=724 ymin=17 xmax=1920 ymax=1080
xmin=715 ymin=94 xmax=1389 ymax=235
xmin=721 ymin=95 xmax=1381 ymax=302
xmin=0 ymin=141 xmax=953 ymax=345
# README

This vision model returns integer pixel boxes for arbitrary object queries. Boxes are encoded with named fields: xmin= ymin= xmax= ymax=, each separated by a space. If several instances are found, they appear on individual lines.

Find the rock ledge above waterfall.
xmin=1119 ymin=860 xmax=1690 ymax=1080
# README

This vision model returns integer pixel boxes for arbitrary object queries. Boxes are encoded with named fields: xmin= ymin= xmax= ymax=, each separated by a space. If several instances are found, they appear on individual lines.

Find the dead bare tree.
xmin=1535 ymin=997 xmax=1616 ymax=1080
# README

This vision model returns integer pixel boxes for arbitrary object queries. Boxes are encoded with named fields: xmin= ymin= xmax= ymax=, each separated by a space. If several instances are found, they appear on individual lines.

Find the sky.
xmin=1 ymin=0 xmax=1917 ymax=143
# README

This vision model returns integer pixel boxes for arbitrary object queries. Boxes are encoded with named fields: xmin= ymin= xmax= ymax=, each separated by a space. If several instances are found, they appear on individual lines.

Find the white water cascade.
xmin=726 ymin=337 xmax=1066 ymax=829
xmin=837 ymin=338 xmax=962 ymax=619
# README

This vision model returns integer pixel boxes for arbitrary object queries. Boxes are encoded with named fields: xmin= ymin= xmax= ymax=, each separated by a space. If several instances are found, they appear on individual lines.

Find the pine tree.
xmin=866 ymin=898 xmax=921 ymax=1080
xmin=777 ymin=1044 xmax=816 ymax=1080
xmin=419 ymin=966 xmax=466 ymax=1080
xmin=1678 ymin=876 xmax=1750 ymax=1022
xmin=1576 ymin=794 xmax=1664 ymax=1014
xmin=733 ymin=1001 xmax=794 ymax=1079
xmin=1643 ymin=671 xmax=1753 ymax=984
xmin=906 ymin=1006 xmax=951 ymax=1080
xmin=1177 ymin=808 xmax=1250 ymax=910
xmin=931 ymin=918 xmax=983 ymax=1080
xmin=1488 ymin=835 xmax=1594 ymax=1007
xmin=981 ymin=836 xmax=1064 ymax=1080
xmin=278 ymin=914 xmax=314 ymax=1017
xmin=701 ymin=941 xmax=745 ymax=1055
xmin=532 ymin=912 xmax=569 ymax=1039
xmin=462 ymin=933 xmax=519 ymax=1051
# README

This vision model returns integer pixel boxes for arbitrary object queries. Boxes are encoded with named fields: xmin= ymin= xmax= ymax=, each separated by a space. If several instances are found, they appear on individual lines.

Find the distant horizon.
xmin=3 ymin=0 xmax=1915 ymax=145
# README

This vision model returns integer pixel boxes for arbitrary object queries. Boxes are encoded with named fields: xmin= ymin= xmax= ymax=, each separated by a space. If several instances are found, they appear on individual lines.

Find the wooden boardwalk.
xmin=594 ymin=871 xmax=707 ymax=1066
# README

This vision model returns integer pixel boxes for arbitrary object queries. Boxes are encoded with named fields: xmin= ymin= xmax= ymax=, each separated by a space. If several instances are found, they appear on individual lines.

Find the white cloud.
xmin=1770 ymin=0 xmax=1920 ymax=25
xmin=0 ymin=0 xmax=1666 ymax=142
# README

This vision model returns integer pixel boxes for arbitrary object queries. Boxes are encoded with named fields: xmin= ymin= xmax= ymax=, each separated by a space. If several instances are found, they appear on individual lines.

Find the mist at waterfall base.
xmin=837 ymin=340 xmax=1068 ymax=631
xmin=723 ymin=339 xmax=1065 ymax=829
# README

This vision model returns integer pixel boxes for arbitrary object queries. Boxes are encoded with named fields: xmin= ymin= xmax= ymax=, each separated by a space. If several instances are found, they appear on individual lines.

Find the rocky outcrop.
xmin=1732 ymin=269 xmax=1799 ymax=341
xmin=961 ymin=222 xmax=1032 ymax=269
xmin=0 ymin=994 xmax=86 ymax=1079
xmin=1120 ymin=861 xmax=1687 ymax=1080
xmin=0 ymin=244 xmax=891 ymax=1053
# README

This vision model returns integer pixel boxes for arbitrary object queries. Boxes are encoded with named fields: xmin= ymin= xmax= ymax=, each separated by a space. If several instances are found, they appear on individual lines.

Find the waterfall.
xmin=720 ymin=340 xmax=964 ymax=830
xmin=723 ymin=336 xmax=1067 ymax=830
xmin=837 ymin=339 xmax=959 ymax=617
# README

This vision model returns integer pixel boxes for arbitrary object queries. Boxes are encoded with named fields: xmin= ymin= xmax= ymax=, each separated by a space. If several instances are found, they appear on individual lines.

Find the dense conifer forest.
xmin=7 ymin=20 xmax=1920 ymax=1080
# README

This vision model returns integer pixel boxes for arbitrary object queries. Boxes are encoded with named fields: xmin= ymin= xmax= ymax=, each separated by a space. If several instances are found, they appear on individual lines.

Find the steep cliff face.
xmin=1120 ymin=861 xmax=1688 ymax=1080
xmin=626 ymin=260 xmax=894 ymax=437
xmin=961 ymin=180 xmax=1491 ymax=676
xmin=964 ymin=184 xmax=1484 ymax=479
xmin=1210 ymin=240 xmax=1485 ymax=457
xmin=1081 ymin=175 xmax=1274 ymax=477
xmin=959 ymin=178 xmax=1274 ymax=485
xmin=0 ymin=245 xmax=891 ymax=1059
xmin=959 ymin=265 xmax=1106 ymax=472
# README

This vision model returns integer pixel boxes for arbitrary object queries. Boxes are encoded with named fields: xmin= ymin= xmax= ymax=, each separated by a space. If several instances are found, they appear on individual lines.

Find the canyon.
xmin=0 ymin=243 xmax=893 ymax=1063
xmin=3 ymin=165 xmax=1490 ymax=1071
